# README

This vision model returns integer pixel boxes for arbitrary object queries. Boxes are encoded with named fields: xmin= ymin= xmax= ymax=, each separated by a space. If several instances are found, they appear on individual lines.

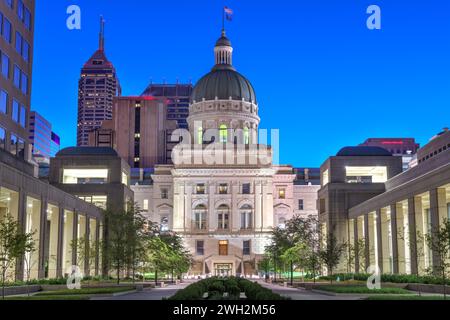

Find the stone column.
xmin=208 ymin=183 xmax=215 ymax=232
xmin=56 ymin=206 xmax=64 ymax=278
xmin=15 ymin=190 xmax=27 ymax=281
xmin=84 ymin=218 xmax=90 ymax=276
xmin=72 ymin=212 xmax=78 ymax=266
xmin=353 ymin=219 xmax=360 ymax=273
xmin=254 ymin=181 xmax=262 ymax=232
xmin=429 ymin=188 xmax=446 ymax=274
xmin=231 ymin=182 xmax=239 ymax=232
xmin=95 ymin=220 xmax=100 ymax=276
xmin=375 ymin=209 xmax=383 ymax=272
xmin=407 ymin=197 xmax=418 ymax=275
xmin=390 ymin=204 xmax=399 ymax=274
xmin=38 ymin=199 xmax=48 ymax=279
xmin=364 ymin=214 xmax=370 ymax=271
xmin=172 ymin=182 xmax=184 ymax=232
xmin=262 ymin=181 xmax=274 ymax=231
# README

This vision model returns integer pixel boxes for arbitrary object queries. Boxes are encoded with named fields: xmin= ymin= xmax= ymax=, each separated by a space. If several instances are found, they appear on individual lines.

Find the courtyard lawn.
xmin=366 ymin=295 xmax=447 ymax=300
xmin=5 ymin=295 xmax=91 ymax=301
xmin=34 ymin=286 xmax=136 ymax=296
xmin=316 ymin=285 xmax=411 ymax=294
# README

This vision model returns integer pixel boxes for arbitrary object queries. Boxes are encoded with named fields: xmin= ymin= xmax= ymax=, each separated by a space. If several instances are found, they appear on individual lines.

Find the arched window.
xmin=217 ymin=204 xmax=230 ymax=230
xmin=244 ymin=127 xmax=249 ymax=145
xmin=219 ymin=125 xmax=228 ymax=143
xmin=197 ymin=127 xmax=203 ymax=145
xmin=240 ymin=204 xmax=253 ymax=229
xmin=193 ymin=204 xmax=207 ymax=230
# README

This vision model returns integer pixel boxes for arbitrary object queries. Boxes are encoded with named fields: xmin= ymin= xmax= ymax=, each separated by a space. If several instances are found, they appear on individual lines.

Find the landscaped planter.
xmin=1 ymin=285 xmax=41 ymax=297
xmin=407 ymin=283 xmax=450 ymax=294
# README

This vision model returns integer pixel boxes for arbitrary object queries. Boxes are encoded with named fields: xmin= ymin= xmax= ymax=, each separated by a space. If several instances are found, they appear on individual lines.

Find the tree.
xmin=104 ymin=202 xmax=148 ymax=284
xmin=22 ymin=231 xmax=37 ymax=296
xmin=346 ymin=239 xmax=367 ymax=274
xmin=265 ymin=215 xmax=322 ymax=283
xmin=0 ymin=215 xmax=35 ymax=299
xmin=319 ymin=235 xmax=346 ymax=283
xmin=258 ymin=254 xmax=273 ymax=280
xmin=147 ymin=236 xmax=171 ymax=285
xmin=425 ymin=219 xmax=450 ymax=300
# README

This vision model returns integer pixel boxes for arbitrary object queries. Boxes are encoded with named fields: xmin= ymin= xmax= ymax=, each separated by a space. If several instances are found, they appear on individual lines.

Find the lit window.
xmin=196 ymin=184 xmax=205 ymax=194
xmin=345 ymin=166 xmax=388 ymax=184
xmin=121 ymin=171 xmax=128 ymax=186
xmin=219 ymin=124 xmax=227 ymax=143
xmin=219 ymin=184 xmax=228 ymax=194
xmin=143 ymin=199 xmax=149 ymax=211
xmin=322 ymin=169 xmax=329 ymax=186
xmin=197 ymin=127 xmax=203 ymax=145
xmin=278 ymin=188 xmax=286 ymax=199
xmin=63 ymin=169 xmax=108 ymax=184
xmin=244 ymin=127 xmax=249 ymax=145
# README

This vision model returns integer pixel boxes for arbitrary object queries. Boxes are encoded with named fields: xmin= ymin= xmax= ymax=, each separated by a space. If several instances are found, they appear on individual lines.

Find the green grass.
xmin=35 ymin=286 xmax=135 ymax=296
xmin=5 ymin=295 xmax=90 ymax=301
xmin=366 ymin=295 xmax=448 ymax=300
xmin=317 ymin=285 xmax=411 ymax=294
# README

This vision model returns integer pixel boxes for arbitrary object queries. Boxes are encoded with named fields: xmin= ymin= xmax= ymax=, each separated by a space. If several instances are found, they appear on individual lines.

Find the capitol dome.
xmin=190 ymin=30 xmax=257 ymax=104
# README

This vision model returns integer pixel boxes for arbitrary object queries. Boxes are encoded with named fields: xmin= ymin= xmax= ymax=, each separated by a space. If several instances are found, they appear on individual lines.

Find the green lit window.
xmin=219 ymin=125 xmax=227 ymax=143
xmin=244 ymin=127 xmax=249 ymax=145
xmin=197 ymin=127 xmax=203 ymax=145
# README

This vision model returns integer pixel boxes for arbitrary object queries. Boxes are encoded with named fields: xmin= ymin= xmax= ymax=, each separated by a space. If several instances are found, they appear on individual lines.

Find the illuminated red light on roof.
xmin=381 ymin=141 xmax=404 ymax=145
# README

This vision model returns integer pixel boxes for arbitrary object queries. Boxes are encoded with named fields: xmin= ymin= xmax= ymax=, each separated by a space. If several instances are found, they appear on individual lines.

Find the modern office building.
xmin=318 ymin=129 xmax=450 ymax=275
xmin=50 ymin=131 xmax=60 ymax=155
xmin=0 ymin=3 xmax=106 ymax=282
xmin=0 ymin=0 xmax=34 ymax=162
xmin=142 ymin=83 xmax=192 ymax=163
xmin=28 ymin=110 xmax=59 ymax=163
xmin=49 ymin=147 xmax=134 ymax=211
xmin=76 ymin=18 xmax=121 ymax=146
xmin=359 ymin=138 xmax=420 ymax=171
xmin=88 ymin=96 xmax=173 ymax=168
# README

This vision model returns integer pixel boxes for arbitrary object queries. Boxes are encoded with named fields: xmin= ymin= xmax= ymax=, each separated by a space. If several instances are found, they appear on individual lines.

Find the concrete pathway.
xmin=257 ymin=281 xmax=363 ymax=300
xmin=92 ymin=281 xmax=195 ymax=300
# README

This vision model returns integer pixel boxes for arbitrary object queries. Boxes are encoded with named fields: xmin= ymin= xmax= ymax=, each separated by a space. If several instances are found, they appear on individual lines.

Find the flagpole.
xmin=222 ymin=7 xmax=225 ymax=31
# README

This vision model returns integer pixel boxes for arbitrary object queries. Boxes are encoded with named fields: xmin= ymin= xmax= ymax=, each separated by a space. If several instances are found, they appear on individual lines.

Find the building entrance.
xmin=214 ymin=263 xmax=232 ymax=277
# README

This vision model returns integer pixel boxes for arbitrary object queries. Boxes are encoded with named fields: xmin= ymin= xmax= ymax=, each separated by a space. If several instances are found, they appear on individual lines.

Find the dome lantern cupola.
xmin=214 ymin=29 xmax=234 ymax=68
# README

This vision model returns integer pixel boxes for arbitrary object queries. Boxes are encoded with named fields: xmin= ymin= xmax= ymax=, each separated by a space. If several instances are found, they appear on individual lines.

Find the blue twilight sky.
xmin=32 ymin=0 xmax=450 ymax=167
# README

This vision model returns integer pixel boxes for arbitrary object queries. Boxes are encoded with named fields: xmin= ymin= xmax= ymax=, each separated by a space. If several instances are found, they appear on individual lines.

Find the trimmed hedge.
xmin=319 ymin=273 xmax=450 ymax=285
xmin=169 ymin=277 xmax=287 ymax=300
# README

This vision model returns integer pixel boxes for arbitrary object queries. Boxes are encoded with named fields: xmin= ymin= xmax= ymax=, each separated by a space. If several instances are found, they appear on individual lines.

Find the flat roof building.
xmin=49 ymin=147 xmax=133 ymax=211
xmin=320 ymin=130 xmax=450 ymax=275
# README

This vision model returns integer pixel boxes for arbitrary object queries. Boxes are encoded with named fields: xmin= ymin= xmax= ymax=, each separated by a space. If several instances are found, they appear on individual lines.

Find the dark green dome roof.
xmin=215 ymin=34 xmax=231 ymax=47
xmin=191 ymin=67 xmax=256 ymax=103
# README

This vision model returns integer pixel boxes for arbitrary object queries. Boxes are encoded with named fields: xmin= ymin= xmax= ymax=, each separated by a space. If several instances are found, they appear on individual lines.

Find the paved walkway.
xmin=93 ymin=281 xmax=195 ymax=300
xmin=257 ymin=281 xmax=363 ymax=300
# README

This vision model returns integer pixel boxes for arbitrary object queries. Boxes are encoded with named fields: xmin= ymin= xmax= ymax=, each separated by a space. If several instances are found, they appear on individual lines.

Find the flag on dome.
xmin=224 ymin=6 xmax=233 ymax=21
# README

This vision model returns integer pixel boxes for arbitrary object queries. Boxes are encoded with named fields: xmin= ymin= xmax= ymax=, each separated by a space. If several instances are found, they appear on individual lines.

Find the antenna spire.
xmin=99 ymin=16 xmax=105 ymax=50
